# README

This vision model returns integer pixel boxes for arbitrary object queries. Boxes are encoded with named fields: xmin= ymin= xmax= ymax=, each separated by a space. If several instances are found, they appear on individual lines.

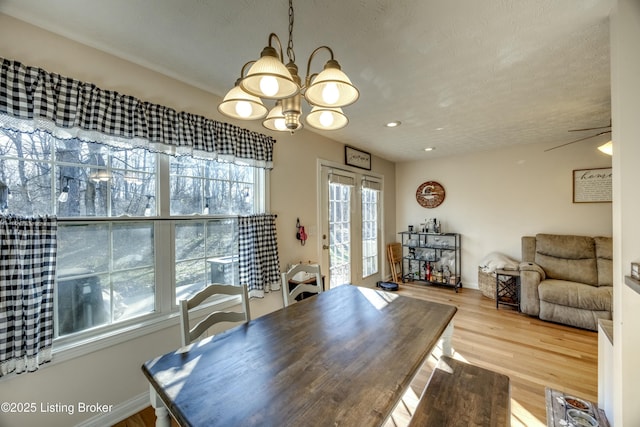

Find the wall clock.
xmin=416 ymin=181 xmax=445 ymax=208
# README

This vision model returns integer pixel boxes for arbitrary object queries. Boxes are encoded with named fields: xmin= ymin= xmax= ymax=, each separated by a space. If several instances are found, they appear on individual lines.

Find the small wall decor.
xmin=416 ymin=181 xmax=445 ymax=208
xmin=345 ymin=145 xmax=371 ymax=170
xmin=295 ymin=218 xmax=307 ymax=246
xmin=631 ymin=262 xmax=640 ymax=280
xmin=573 ymin=167 xmax=612 ymax=203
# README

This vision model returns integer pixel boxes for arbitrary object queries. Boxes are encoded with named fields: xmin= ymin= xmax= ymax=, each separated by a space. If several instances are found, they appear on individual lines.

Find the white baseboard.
xmin=74 ymin=391 xmax=149 ymax=427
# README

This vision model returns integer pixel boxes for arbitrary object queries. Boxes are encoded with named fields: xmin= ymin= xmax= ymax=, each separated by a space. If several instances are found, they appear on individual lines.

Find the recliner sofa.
xmin=519 ymin=233 xmax=613 ymax=331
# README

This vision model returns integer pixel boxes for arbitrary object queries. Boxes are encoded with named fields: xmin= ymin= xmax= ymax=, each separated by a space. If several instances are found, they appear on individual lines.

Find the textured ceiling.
xmin=0 ymin=0 xmax=614 ymax=162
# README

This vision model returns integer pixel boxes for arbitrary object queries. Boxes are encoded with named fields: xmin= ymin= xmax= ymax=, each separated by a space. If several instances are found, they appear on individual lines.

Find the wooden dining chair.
xmin=387 ymin=242 xmax=402 ymax=283
xmin=179 ymin=283 xmax=251 ymax=346
xmin=281 ymin=263 xmax=323 ymax=307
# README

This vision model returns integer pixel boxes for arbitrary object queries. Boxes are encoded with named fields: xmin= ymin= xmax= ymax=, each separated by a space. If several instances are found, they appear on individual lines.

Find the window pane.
xmin=176 ymin=219 xmax=238 ymax=303
xmin=176 ymin=222 xmax=206 ymax=262
xmin=56 ymin=272 xmax=109 ymax=336
xmin=111 ymin=169 xmax=156 ymax=216
xmin=112 ymin=267 xmax=155 ymax=321
xmin=170 ymin=156 xmax=260 ymax=216
xmin=206 ymin=219 xmax=237 ymax=258
xmin=56 ymin=165 xmax=109 ymax=217
xmin=176 ymin=259 xmax=207 ymax=301
xmin=55 ymin=139 xmax=108 ymax=166
xmin=113 ymin=223 xmax=154 ymax=269
xmin=0 ymin=158 xmax=52 ymax=215
xmin=362 ymin=188 xmax=379 ymax=277
xmin=111 ymin=146 xmax=156 ymax=216
xmin=170 ymin=175 xmax=201 ymax=215
xmin=57 ymin=224 xmax=110 ymax=274
xmin=56 ymin=222 xmax=155 ymax=337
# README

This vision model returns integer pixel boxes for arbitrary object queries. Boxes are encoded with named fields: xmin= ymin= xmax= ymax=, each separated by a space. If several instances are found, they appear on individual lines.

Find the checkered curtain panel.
xmin=238 ymin=214 xmax=281 ymax=298
xmin=0 ymin=215 xmax=57 ymax=377
xmin=0 ymin=57 xmax=275 ymax=169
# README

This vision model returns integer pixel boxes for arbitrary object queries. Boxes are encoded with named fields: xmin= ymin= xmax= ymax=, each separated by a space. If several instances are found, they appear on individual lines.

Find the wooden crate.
xmin=478 ymin=267 xmax=496 ymax=299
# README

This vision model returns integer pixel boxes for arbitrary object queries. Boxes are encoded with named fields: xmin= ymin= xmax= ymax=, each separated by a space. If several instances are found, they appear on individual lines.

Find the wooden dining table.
xmin=142 ymin=284 xmax=457 ymax=427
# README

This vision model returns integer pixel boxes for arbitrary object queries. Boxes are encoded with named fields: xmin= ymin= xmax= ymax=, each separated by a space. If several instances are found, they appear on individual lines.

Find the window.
xmin=0 ymin=128 xmax=264 ymax=340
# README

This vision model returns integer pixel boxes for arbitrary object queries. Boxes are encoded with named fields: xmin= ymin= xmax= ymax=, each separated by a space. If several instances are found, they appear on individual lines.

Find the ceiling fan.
xmin=545 ymin=120 xmax=611 ymax=152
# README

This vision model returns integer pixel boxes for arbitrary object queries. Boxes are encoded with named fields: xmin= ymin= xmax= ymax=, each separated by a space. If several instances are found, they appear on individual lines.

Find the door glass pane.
xmin=362 ymin=187 xmax=379 ymax=277
xmin=329 ymin=182 xmax=351 ymax=287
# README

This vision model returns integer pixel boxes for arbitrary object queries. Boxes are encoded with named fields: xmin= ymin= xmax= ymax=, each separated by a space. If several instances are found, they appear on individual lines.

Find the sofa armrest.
xmin=519 ymin=262 xmax=543 ymax=316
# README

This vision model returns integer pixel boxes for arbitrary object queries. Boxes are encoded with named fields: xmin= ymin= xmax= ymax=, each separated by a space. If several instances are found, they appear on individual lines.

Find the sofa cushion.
xmin=534 ymin=234 xmax=598 ymax=285
xmin=595 ymin=236 xmax=613 ymax=286
xmin=538 ymin=279 xmax=612 ymax=312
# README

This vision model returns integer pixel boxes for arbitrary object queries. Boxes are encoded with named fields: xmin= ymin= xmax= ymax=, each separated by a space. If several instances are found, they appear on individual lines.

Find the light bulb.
xmin=319 ymin=111 xmax=335 ymax=128
xmin=234 ymin=101 xmax=253 ymax=118
xmin=274 ymin=118 xmax=287 ymax=131
xmin=58 ymin=188 xmax=69 ymax=203
xmin=322 ymin=82 xmax=340 ymax=105
xmin=260 ymin=76 xmax=279 ymax=97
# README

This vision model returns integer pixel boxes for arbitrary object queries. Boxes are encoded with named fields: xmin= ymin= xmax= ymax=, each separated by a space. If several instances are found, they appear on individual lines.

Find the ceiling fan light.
xmin=305 ymin=60 xmax=359 ymax=108
xmin=240 ymin=46 xmax=299 ymax=99
xmin=218 ymin=86 xmax=268 ymax=120
xmin=306 ymin=106 xmax=348 ymax=130
xmin=598 ymin=140 xmax=613 ymax=155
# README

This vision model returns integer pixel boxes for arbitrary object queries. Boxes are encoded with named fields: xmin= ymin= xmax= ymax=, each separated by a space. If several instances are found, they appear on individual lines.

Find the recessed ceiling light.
xmin=435 ymin=127 xmax=444 ymax=131
xmin=424 ymin=147 xmax=435 ymax=152
xmin=385 ymin=121 xmax=401 ymax=128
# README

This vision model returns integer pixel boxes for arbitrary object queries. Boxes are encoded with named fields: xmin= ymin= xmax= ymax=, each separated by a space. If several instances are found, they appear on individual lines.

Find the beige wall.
xmin=0 ymin=14 xmax=395 ymax=427
xmin=396 ymin=142 xmax=612 ymax=288
xmin=611 ymin=1 xmax=640 ymax=425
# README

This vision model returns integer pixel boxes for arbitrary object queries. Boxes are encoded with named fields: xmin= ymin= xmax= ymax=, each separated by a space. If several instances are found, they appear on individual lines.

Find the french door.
xmin=319 ymin=164 xmax=382 ymax=289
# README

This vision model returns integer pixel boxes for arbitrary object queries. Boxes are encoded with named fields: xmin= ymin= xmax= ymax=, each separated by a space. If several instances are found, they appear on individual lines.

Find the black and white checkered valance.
xmin=0 ymin=215 xmax=56 ymax=377
xmin=238 ymin=214 xmax=281 ymax=298
xmin=0 ymin=57 xmax=275 ymax=169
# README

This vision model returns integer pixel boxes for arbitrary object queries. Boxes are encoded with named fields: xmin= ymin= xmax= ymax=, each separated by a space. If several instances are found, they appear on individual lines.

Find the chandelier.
xmin=218 ymin=0 xmax=359 ymax=132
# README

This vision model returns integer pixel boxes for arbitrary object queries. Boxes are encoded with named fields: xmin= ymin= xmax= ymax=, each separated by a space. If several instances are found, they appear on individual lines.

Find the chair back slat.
xmin=281 ymin=264 xmax=323 ymax=307
xmin=179 ymin=283 xmax=250 ymax=346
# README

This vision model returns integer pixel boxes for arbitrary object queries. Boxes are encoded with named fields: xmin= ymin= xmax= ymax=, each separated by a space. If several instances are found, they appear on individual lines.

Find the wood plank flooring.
xmin=114 ymin=284 xmax=597 ymax=427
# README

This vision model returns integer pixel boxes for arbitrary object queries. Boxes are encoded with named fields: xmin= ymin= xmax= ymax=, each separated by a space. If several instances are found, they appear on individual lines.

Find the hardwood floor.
xmin=387 ymin=283 xmax=597 ymax=427
xmin=115 ymin=284 xmax=597 ymax=427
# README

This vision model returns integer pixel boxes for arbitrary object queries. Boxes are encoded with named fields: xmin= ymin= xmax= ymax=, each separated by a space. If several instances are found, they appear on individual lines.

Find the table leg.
xmin=149 ymin=385 xmax=171 ymax=427
xmin=441 ymin=320 xmax=454 ymax=357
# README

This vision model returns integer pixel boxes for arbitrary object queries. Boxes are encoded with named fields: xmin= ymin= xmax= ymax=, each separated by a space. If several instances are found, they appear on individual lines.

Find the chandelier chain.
xmin=287 ymin=0 xmax=295 ymax=63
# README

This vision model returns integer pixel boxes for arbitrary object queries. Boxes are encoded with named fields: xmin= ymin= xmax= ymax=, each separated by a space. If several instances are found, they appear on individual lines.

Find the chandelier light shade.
xmin=305 ymin=59 xmax=360 ymax=108
xmin=306 ymin=106 xmax=348 ymax=130
xmin=218 ymin=83 xmax=268 ymax=120
xmin=262 ymin=101 xmax=288 ymax=131
xmin=218 ymin=0 xmax=358 ymax=133
xmin=240 ymin=45 xmax=300 ymax=100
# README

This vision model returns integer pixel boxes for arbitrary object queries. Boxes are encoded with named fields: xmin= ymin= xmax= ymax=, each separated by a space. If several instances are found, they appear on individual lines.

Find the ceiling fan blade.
xmin=568 ymin=119 xmax=612 ymax=132
xmin=545 ymin=130 xmax=612 ymax=152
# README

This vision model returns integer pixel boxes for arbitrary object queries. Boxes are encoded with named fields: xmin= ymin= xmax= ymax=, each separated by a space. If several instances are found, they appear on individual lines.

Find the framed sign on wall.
xmin=573 ymin=167 xmax=612 ymax=203
xmin=345 ymin=146 xmax=371 ymax=170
